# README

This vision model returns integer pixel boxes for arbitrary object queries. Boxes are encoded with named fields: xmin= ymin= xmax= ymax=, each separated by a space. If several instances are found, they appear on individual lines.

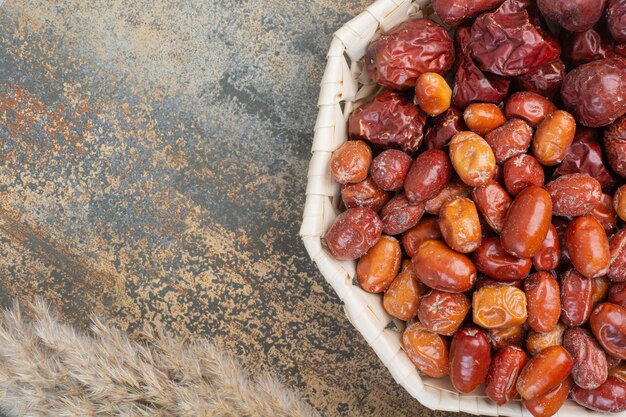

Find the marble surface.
xmin=0 ymin=1 xmax=471 ymax=416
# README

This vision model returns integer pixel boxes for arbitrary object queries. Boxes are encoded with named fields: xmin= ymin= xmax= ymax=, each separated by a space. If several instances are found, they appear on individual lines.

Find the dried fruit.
xmin=383 ymin=260 xmax=421 ymax=321
xmin=565 ymin=216 xmax=610 ymax=278
xmin=516 ymin=345 xmax=573 ymax=401
xmin=474 ymin=237 xmax=532 ymax=282
xmin=415 ymin=72 xmax=452 ymax=116
xmin=402 ymin=217 xmax=442 ymax=257
xmin=560 ymin=268 xmax=594 ymax=326
xmin=503 ymin=154 xmax=545 ymax=196
xmin=330 ymin=140 xmax=372 ymax=184
xmin=571 ymin=376 xmax=626 ymax=413
xmin=370 ymin=149 xmax=412 ymax=192
xmin=356 ymin=235 xmax=402 ymax=293
xmin=532 ymin=225 xmax=561 ymax=271
xmin=463 ymin=104 xmax=506 ymax=136
xmin=450 ymin=327 xmax=492 ymax=393
xmin=417 ymin=290 xmax=470 ymax=336
xmin=563 ymin=327 xmax=608 ymax=390
xmin=342 ymin=177 xmax=390 ymax=212
xmin=516 ymin=59 xmax=565 ymax=101
xmin=404 ymin=149 xmax=452 ymax=203
xmin=439 ymin=197 xmax=482 ymax=253
xmin=403 ymin=321 xmax=449 ymax=378
xmin=365 ymin=19 xmax=455 ymax=90
xmin=412 ymin=240 xmax=477 ymax=293
xmin=484 ymin=118 xmax=533 ymax=164
xmin=325 ymin=208 xmax=382 ymax=260
xmin=472 ymin=285 xmax=527 ymax=329
xmin=505 ymin=92 xmax=557 ymax=127
xmin=607 ymin=0 xmax=626 ymax=43
xmin=486 ymin=346 xmax=527 ymax=405
xmin=590 ymin=303 xmax=626 ymax=360
xmin=532 ymin=110 xmax=576 ymax=166
xmin=432 ymin=0 xmax=505 ymax=26
xmin=525 ymin=272 xmax=560 ymax=333
xmin=472 ymin=180 xmax=512 ymax=233
xmin=348 ymin=89 xmax=427 ymax=151
xmin=449 ymin=131 xmax=496 ymax=187
xmin=424 ymin=180 xmax=471 ymax=215
xmin=526 ymin=322 xmax=567 ymax=355
xmin=537 ymin=0 xmax=606 ymax=32
xmin=424 ymin=107 xmax=466 ymax=150
xmin=609 ymin=228 xmax=626 ymax=282
xmin=523 ymin=377 xmax=573 ymax=417
xmin=545 ymin=174 xmax=603 ymax=217
xmin=380 ymin=194 xmax=425 ymax=235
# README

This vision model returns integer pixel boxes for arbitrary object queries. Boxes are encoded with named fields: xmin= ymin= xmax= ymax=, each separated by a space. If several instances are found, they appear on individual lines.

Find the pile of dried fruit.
xmin=324 ymin=0 xmax=626 ymax=415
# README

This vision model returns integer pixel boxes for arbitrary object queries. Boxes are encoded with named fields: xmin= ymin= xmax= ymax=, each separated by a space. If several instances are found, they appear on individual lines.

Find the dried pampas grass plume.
xmin=0 ymin=298 xmax=320 ymax=417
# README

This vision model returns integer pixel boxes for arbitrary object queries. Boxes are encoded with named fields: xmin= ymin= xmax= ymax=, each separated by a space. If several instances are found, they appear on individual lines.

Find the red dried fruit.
xmin=523 ymin=377 xmax=573 ymax=417
xmin=370 ymin=149 xmax=412 ymax=192
xmin=607 ymin=0 xmax=626 ymax=43
xmin=404 ymin=149 xmax=452 ymax=203
xmin=438 ymin=197 xmax=482 ymax=253
xmin=609 ymin=282 xmax=626 ymax=307
xmin=554 ymin=127 xmax=617 ymax=191
xmin=356 ymin=235 xmax=402 ymax=293
xmin=325 ymin=207 xmax=383 ymax=260
xmin=474 ymin=237 xmax=532 ymax=282
xmin=468 ymin=0 xmax=561 ymax=77
xmin=402 ymin=217 xmax=442 ymax=257
xmin=563 ymin=327 xmax=608 ymax=390
xmin=517 ymin=345 xmax=573 ymax=401
xmin=424 ymin=180 xmax=471 ymax=215
xmin=516 ymin=59 xmax=565 ymax=101
xmin=423 ymin=107 xmax=466 ymax=150
xmin=484 ymin=118 xmax=533 ymax=164
xmin=525 ymin=271 xmax=560 ymax=333
xmin=403 ymin=321 xmax=449 ymax=378
xmin=452 ymin=26 xmax=511 ymax=108
xmin=365 ymin=19 xmax=455 ymax=90
xmin=537 ymin=0 xmax=606 ymax=32
xmin=589 ymin=194 xmax=617 ymax=232
xmin=472 ymin=180 xmax=512 ymax=233
xmin=532 ymin=225 xmax=561 ymax=271
xmin=545 ymin=174 xmax=603 ymax=217
xmin=383 ymin=260 xmax=421 ymax=321
xmin=561 ymin=25 xmax=616 ymax=66
xmin=432 ymin=0 xmax=505 ymax=26
xmin=330 ymin=140 xmax=372 ymax=184
xmin=450 ymin=327 xmax=492 ymax=393
xmin=412 ymin=240 xmax=477 ymax=293
xmin=417 ymin=290 xmax=470 ymax=336
xmin=609 ymin=228 xmax=626 ymax=282
xmin=565 ymin=216 xmax=610 ymax=278
xmin=415 ymin=72 xmax=452 ymax=116
xmin=380 ymin=194 xmax=425 ymax=236
xmin=503 ymin=154 xmax=545 ymax=196
xmin=486 ymin=346 xmax=527 ymax=405
xmin=560 ymin=269 xmax=594 ymax=326
xmin=590 ymin=303 xmax=626 ymax=359
xmin=532 ymin=110 xmax=576 ymax=166
xmin=341 ymin=177 xmax=390 ymax=212
xmin=348 ymin=89 xmax=426 ymax=152
xmin=604 ymin=115 xmax=626 ymax=178
xmin=505 ymin=92 xmax=557 ymax=127
xmin=571 ymin=376 xmax=626 ymax=413
xmin=561 ymin=58 xmax=626 ymax=127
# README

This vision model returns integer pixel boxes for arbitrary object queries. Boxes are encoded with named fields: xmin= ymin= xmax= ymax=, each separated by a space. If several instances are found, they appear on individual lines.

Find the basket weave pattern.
xmin=299 ymin=1 xmax=624 ymax=415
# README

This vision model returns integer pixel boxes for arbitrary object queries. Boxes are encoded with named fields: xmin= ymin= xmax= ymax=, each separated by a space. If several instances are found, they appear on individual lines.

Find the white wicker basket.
xmin=299 ymin=0 xmax=626 ymax=415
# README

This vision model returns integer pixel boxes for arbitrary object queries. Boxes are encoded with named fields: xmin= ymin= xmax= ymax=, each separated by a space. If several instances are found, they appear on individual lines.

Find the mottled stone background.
xmin=0 ymin=1 xmax=470 ymax=416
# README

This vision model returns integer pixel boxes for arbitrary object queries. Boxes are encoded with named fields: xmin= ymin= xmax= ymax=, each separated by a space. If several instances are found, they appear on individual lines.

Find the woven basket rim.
xmin=299 ymin=1 xmax=625 ymax=415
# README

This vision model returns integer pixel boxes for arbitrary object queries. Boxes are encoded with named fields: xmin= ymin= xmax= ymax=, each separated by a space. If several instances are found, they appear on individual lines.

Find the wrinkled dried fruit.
xmin=450 ymin=327 xmax=492 ymax=393
xmin=526 ymin=322 xmax=567 ymax=356
xmin=402 ymin=321 xmax=449 ymax=378
xmin=415 ymin=72 xmax=452 ymax=116
xmin=348 ymin=89 xmax=427 ymax=151
xmin=523 ymin=377 xmax=573 ymax=417
xmin=525 ymin=272 xmax=560 ymax=333
xmin=607 ymin=0 xmax=626 ymax=43
xmin=590 ymin=303 xmax=626 ymax=359
xmin=501 ymin=186 xmax=552 ymax=258
xmin=486 ymin=346 xmax=527 ymax=405
xmin=532 ymin=110 xmax=576 ymax=166
xmin=474 ymin=237 xmax=532 ymax=282
xmin=439 ymin=197 xmax=482 ymax=253
xmin=370 ymin=149 xmax=412 ymax=192
xmin=383 ymin=260 xmax=421 ymax=321
xmin=564 ymin=327 xmax=608 ymax=390
xmin=424 ymin=107 xmax=466 ymax=150
xmin=554 ymin=127 xmax=616 ymax=191
xmin=505 ymin=92 xmax=557 ymax=127
xmin=342 ymin=177 xmax=390 ymax=212
xmin=609 ymin=228 xmax=626 ymax=282
xmin=560 ymin=269 xmax=595 ymax=326
xmin=404 ymin=149 xmax=452 ymax=203
xmin=532 ymin=225 xmax=561 ymax=271
xmin=365 ymin=19 xmax=455 ymax=90
xmin=604 ymin=115 xmax=626 ymax=178
xmin=424 ymin=180 xmax=471 ymax=215
xmin=561 ymin=25 xmax=616 ymax=65
xmin=517 ymin=345 xmax=573 ymax=401
xmin=473 ymin=285 xmax=527 ymax=329
xmin=469 ymin=0 xmax=561 ymax=77
xmin=417 ymin=290 xmax=470 ymax=336
xmin=537 ymin=0 xmax=606 ymax=32
xmin=330 ymin=140 xmax=372 ymax=184
xmin=571 ymin=376 xmax=626 ymax=413
xmin=516 ymin=59 xmax=565 ymax=101
xmin=545 ymin=174 xmax=602 ymax=217
xmin=412 ymin=240 xmax=477 ymax=293
xmin=402 ymin=217 xmax=442 ymax=257
xmin=503 ymin=154 xmax=545 ymax=196
xmin=472 ymin=180 xmax=512 ymax=233
xmin=325 ymin=207 xmax=383 ymax=260
xmin=484 ymin=118 xmax=533 ymax=164
xmin=561 ymin=58 xmax=626 ymax=127
xmin=449 ymin=131 xmax=496 ymax=187
xmin=565 ymin=216 xmax=610 ymax=278
xmin=463 ymin=104 xmax=506 ymax=136
xmin=357 ymin=235 xmax=402 ymax=293
xmin=432 ymin=0 xmax=505 ymax=26
xmin=380 ymin=194 xmax=425 ymax=236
